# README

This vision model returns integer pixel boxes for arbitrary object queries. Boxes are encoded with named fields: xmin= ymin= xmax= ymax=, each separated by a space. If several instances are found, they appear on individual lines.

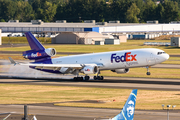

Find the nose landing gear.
xmin=146 ymin=66 xmax=151 ymax=75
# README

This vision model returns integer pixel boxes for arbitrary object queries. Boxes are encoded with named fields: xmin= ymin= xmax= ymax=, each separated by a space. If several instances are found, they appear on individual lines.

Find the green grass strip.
xmin=0 ymin=84 xmax=179 ymax=110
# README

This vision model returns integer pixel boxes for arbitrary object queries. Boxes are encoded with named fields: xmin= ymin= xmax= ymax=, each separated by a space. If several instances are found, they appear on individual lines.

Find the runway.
xmin=0 ymin=104 xmax=180 ymax=120
xmin=0 ymin=75 xmax=180 ymax=91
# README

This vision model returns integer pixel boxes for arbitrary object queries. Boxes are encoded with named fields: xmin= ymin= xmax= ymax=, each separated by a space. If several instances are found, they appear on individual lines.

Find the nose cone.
xmin=156 ymin=53 xmax=169 ymax=63
xmin=164 ymin=53 xmax=169 ymax=60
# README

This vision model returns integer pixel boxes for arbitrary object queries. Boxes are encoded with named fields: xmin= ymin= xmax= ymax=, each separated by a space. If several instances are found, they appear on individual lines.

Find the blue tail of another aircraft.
xmin=112 ymin=89 xmax=138 ymax=120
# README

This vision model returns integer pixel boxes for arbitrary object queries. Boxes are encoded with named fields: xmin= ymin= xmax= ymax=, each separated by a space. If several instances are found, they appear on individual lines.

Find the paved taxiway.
xmin=0 ymin=76 xmax=180 ymax=91
xmin=0 ymin=104 xmax=180 ymax=120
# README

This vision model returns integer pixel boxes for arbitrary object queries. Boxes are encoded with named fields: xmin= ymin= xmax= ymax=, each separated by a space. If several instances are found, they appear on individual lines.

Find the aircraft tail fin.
xmin=23 ymin=32 xmax=56 ymax=61
xmin=112 ymin=89 xmax=138 ymax=120
xmin=25 ymin=32 xmax=45 ymax=51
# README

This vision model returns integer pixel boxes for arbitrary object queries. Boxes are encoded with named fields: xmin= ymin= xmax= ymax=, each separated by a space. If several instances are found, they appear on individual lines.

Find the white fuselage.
xmin=51 ymin=48 xmax=169 ymax=70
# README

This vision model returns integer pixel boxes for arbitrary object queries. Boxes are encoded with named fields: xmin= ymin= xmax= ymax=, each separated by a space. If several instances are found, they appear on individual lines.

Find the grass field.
xmin=2 ymin=37 xmax=51 ymax=44
xmin=1 ymin=39 xmax=180 ymax=55
xmin=0 ymin=84 xmax=179 ymax=110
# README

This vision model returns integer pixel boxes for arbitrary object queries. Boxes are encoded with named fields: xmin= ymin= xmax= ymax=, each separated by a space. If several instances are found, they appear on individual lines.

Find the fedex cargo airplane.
xmin=9 ymin=32 xmax=169 ymax=80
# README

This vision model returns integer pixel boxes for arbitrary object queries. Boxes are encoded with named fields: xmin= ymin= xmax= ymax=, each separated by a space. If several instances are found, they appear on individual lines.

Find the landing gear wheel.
xmin=84 ymin=76 xmax=90 ymax=81
xmin=94 ymin=76 xmax=104 ymax=80
xmin=74 ymin=77 xmax=83 ymax=81
xmin=146 ymin=72 xmax=151 ymax=75
xmin=146 ymin=66 xmax=151 ymax=76
xmin=100 ymin=76 xmax=104 ymax=80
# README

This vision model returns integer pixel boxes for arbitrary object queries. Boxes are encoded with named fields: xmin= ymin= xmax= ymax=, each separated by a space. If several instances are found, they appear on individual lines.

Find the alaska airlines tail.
xmin=23 ymin=32 xmax=56 ymax=61
xmin=112 ymin=89 xmax=137 ymax=120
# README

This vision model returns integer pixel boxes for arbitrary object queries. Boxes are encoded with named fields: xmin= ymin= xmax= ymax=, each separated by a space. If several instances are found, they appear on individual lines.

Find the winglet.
xmin=8 ymin=57 xmax=18 ymax=66
xmin=112 ymin=89 xmax=138 ymax=120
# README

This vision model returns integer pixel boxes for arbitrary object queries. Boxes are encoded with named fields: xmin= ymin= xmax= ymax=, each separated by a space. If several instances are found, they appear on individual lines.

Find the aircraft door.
xmin=147 ymin=53 xmax=156 ymax=65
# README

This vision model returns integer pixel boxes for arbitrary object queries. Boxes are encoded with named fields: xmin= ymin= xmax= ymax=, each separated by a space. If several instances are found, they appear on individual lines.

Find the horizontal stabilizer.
xmin=8 ymin=57 xmax=19 ymax=66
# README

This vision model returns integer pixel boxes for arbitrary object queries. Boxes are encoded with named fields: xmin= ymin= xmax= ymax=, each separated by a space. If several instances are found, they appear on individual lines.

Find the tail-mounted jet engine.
xmin=23 ymin=48 xmax=56 ymax=60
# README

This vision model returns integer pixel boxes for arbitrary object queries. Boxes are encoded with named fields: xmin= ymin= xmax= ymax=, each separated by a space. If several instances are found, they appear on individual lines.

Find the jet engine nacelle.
xmin=45 ymin=48 xmax=56 ymax=57
xmin=81 ymin=66 xmax=98 ymax=74
xmin=23 ymin=48 xmax=56 ymax=60
xmin=111 ymin=68 xmax=129 ymax=74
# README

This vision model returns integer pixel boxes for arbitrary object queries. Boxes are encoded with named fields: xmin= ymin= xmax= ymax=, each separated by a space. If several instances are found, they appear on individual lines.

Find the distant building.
xmin=171 ymin=37 xmax=180 ymax=47
xmin=0 ymin=29 xmax=1 ymax=45
xmin=105 ymin=39 xmax=120 ymax=45
xmin=113 ymin=34 xmax=127 ymax=42
xmin=52 ymin=32 xmax=107 ymax=45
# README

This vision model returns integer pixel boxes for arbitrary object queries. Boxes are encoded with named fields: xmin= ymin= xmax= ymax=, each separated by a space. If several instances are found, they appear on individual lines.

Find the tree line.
xmin=0 ymin=0 xmax=179 ymax=23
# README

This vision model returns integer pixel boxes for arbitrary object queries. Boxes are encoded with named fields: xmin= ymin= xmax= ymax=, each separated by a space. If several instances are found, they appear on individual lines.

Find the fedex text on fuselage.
xmin=111 ymin=52 xmax=137 ymax=63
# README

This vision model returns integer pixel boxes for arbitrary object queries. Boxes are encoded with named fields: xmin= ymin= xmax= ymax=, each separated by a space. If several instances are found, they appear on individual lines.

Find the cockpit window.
xmin=157 ymin=52 xmax=166 ymax=55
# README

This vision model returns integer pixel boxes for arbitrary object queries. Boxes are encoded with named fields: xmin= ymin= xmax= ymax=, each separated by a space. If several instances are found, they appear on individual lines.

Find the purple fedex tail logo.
xmin=111 ymin=52 xmax=137 ymax=63
xmin=23 ymin=32 xmax=52 ymax=61
xmin=31 ymin=52 xmax=42 ymax=58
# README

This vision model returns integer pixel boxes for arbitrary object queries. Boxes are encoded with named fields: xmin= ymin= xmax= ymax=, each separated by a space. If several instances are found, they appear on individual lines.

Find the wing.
xmin=8 ymin=57 xmax=104 ymax=74
xmin=21 ymin=63 xmax=103 ymax=69
xmin=22 ymin=63 xmax=83 ymax=70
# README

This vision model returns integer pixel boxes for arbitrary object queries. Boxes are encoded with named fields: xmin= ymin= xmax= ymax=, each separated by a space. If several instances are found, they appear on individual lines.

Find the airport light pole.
xmin=162 ymin=104 xmax=176 ymax=120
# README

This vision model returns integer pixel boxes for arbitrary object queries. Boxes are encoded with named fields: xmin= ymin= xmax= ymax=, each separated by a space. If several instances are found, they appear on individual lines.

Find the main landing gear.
xmin=73 ymin=70 xmax=85 ymax=80
xmin=73 ymin=70 xmax=104 ymax=81
xmin=73 ymin=75 xmax=90 ymax=81
xmin=94 ymin=71 xmax=104 ymax=80
xmin=94 ymin=76 xmax=104 ymax=80
xmin=73 ymin=76 xmax=83 ymax=80
xmin=73 ymin=75 xmax=104 ymax=81
xmin=146 ymin=66 xmax=151 ymax=75
xmin=84 ymin=76 xmax=90 ymax=80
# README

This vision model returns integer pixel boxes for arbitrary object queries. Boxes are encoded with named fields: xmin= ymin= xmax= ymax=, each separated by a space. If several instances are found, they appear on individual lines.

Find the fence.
xmin=144 ymin=42 xmax=170 ymax=46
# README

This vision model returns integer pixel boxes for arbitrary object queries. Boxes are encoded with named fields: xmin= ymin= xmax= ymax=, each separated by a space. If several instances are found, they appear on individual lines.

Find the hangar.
xmin=0 ymin=29 xmax=1 ymax=45
xmin=1 ymin=20 xmax=180 ymax=39
xmin=1 ymin=20 xmax=180 ymax=34
xmin=51 ymin=32 xmax=112 ymax=45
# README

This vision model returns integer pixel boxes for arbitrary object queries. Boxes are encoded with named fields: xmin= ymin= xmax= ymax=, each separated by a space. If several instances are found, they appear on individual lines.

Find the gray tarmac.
xmin=0 ymin=75 xmax=180 ymax=91
xmin=0 ymin=104 xmax=180 ymax=120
